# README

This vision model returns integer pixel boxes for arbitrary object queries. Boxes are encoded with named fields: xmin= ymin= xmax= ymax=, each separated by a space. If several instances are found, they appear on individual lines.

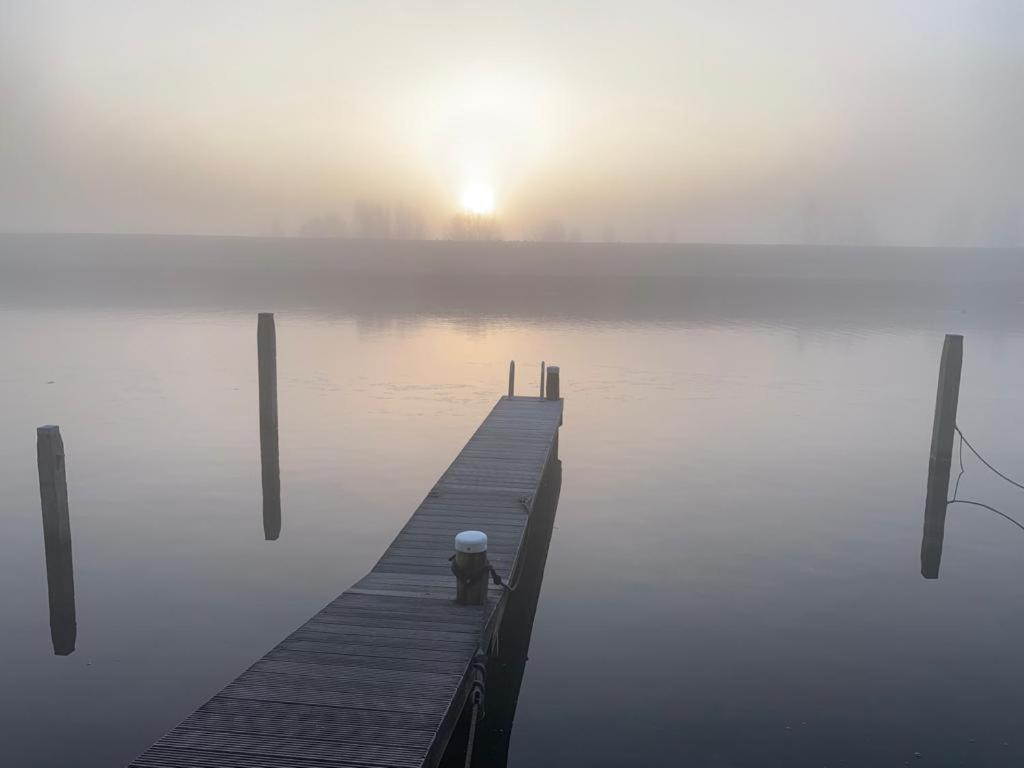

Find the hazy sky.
xmin=1 ymin=1 xmax=1021 ymax=244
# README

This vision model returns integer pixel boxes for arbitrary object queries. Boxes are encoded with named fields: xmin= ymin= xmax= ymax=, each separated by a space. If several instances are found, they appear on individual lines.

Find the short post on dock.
xmin=545 ymin=365 xmax=560 ymax=401
xmin=453 ymin=530 xmax=490 ymax=605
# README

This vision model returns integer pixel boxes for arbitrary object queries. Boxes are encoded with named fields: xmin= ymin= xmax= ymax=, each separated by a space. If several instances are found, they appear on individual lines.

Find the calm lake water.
xmin=2 ymin=236 xmax=1024 ymax=767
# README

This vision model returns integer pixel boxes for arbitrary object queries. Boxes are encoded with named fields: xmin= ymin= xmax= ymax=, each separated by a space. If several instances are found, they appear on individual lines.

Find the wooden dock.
xmin=130 ymin=392 xmax=564 ymax=768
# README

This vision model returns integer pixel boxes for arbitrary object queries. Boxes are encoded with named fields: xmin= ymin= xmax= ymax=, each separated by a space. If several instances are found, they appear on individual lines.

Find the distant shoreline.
xmin=1 ymin=232 xmax=1021 ymax=283
xmin=3 ymin=229 xmax=1022 ymax=251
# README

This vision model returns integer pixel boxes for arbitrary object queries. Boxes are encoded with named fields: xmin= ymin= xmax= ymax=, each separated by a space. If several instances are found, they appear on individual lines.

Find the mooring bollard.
xmin=545 ymin=365 xmax=560 ymax=400
xmin=453 ymin=530 xmax=489 ymax=605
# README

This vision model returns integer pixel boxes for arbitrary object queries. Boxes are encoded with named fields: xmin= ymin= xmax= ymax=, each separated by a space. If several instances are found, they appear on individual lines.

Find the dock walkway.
xmin=130 ymin=394 xmax=564 ymax=768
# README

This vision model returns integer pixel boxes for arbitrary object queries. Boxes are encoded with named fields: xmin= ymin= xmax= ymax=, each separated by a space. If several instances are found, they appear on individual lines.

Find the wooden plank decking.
xmin=130 ymin=394 xmax=563 ymax=768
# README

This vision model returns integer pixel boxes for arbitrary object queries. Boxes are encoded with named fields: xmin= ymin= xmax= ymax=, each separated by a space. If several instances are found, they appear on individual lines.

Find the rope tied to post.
xmin=945 ymin=423 xmax=1024 ymax=534
xmin=448 ymin=553 xmax=491 ymax=586
xmin=448 ymin=554 xmax=517 ymax=592
xmin=954 ymin=424 xmax=1024 ymax=493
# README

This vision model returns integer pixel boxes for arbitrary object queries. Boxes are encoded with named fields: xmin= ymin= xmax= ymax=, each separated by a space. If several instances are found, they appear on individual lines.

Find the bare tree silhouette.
xmin=298 ymin=214 xmax=347 ymax=238
xmin=445 ymin=212 xmax=501 ymax=241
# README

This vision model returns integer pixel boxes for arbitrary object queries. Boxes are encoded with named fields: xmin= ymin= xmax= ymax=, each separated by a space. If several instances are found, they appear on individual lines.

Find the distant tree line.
xmin=526 ymin=219 xmax=582 ymax=242
xmin=444 ymin=212 xmax=502 ymax=241
xmin=298 ymin=201 xmax=426 ymax=240
xmin=298 ymin=204 xmax=593 ymax=243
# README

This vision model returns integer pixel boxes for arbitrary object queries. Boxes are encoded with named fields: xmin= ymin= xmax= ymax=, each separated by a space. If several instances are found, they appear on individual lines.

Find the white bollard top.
xmin=455 ymin=530 xmax=488 ymax=553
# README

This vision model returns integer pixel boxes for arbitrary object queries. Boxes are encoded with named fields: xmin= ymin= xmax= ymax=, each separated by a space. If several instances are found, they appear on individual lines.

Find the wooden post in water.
xmin=454 ymin=531 xmax=489 ymax=605
xmin=37 ymin=425 xmax=76 ymax=655
xmin=508 ymin=360 xmax=515 ymax=398
xmin=258 ymin=313 xmax=281 ymax=541
xmin=920 ymin=333 xmax=963 ymax=579
xmin=545 ymin=365 xmax=560 ymax=401
xmin=929 ymin=334 xmax=963 ymax=465
xmin=540 ymin=361 xmax=546 ymax=398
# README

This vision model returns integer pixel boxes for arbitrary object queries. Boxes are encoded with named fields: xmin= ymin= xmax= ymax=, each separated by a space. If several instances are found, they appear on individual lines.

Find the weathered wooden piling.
xmin=508 ymin=360 xmax=515 ymax=398
xmin=929 ymin=334 xmax=963 ymax=465
xmin=453 ymin=531 xmax=490 ymax=605
xmin=258 ymin=313 xmax=281 ymax=541
xmin=540 ymin=361 xmax=546 ymax=398
xmin=920 ymin=333 xmax=963 ymax=579
xmin=36 ymin=425 xmax=76 ymax=655
xmin=545 ymin=364 xmax=560 ymax=401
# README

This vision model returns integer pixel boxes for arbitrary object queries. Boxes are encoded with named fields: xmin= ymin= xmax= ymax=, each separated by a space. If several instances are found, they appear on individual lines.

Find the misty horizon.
xmin=4 ymin=5 xmax=1024 ymax=766
xmin=2 ymin=1 xmax=1022 ymax=247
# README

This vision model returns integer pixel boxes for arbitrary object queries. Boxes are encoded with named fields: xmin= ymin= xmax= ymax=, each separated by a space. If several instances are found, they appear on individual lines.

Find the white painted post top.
xmin=455 ymin=530 xmax=488 ymax=553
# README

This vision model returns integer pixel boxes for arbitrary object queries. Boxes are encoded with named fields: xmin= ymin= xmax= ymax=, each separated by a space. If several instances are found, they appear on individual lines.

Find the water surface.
xmin=2 ymin=236 xmax=1023 ymax=767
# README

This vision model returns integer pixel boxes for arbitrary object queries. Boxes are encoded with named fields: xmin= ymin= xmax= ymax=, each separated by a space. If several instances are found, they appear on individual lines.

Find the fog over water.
xmin=1 ymin=1 xmax=1022 ymax=244
xmin=3 ymin=1 xmax=1024 ymax=765
xmin=2 ymin=236 xmax=1024 ymax=766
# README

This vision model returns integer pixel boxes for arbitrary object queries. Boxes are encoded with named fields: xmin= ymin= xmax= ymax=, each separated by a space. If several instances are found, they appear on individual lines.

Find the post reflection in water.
xmin=442 ymin=445 xmax=563 ymax=768
xmin=258 ymin=312 xmax=281 ymax=541
xmin=921 ymin=457 xmax=951 ymax=579
xmin=36 ymin=425 xmax=77 ymax=656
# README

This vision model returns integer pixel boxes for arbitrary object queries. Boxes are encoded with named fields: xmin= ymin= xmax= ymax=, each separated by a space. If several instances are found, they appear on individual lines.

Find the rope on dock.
xmin=453 ymin=491 xmax=541 ymax=764
xmin=463 ymin=654 xmax=488 ymax=768
xmin=463 ymin=700 xmax=479 ymax=768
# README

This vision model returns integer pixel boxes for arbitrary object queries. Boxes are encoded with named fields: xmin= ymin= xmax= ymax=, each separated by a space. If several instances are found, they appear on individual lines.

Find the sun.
xmin=461 ymin=184 xmax=495 ymax=215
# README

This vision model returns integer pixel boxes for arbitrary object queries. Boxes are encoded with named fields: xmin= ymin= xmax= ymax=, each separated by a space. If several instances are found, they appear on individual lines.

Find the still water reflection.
xmin=2 ymin=239 xmax=1024 ymax=767
xmin=921 ymin=457 xmax=952 ymax=580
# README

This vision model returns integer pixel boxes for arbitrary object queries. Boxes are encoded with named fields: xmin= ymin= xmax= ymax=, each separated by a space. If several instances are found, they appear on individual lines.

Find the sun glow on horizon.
xmin=460 ymin=184 xmax=496 ymax=215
